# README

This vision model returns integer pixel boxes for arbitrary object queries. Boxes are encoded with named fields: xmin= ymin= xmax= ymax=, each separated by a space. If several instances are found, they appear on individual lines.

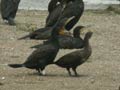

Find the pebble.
xmin=1 ymin=77 xmax=5 ymax=80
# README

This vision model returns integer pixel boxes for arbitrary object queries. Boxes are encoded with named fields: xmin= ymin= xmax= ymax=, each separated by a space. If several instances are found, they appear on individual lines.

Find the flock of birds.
xmin=6 ymin=0 xmax=93 ymax=76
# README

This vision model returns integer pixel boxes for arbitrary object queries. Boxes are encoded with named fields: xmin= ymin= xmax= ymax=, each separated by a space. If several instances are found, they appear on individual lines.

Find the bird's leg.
xmin=72 ymin=67 xmax=78 ymax=76
xmin=66 ymin=68 xmax=72 ymax=76
xmin=36 ymin=68 xmax=42 ymax=75
xmin=41 ymin=70 xmax=46 ymax=76
xmin=40 ymin=67 xmax=46 ymax=76
xmin=8 ymin=18 xmax=15 ymax=25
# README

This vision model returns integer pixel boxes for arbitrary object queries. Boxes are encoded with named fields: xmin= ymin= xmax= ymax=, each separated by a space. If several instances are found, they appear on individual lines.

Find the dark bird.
xmin=18 ymin=16 xmax=74 ymax=40
xmin=8 ymin=18 xmax=68 ymax=75
xmin=19 ymin=0 xmax=83 ymax=39
xmin=0 ymin=0 xmax=20 ymax=25
xmin=31 ymin=26 xmax=85 ymax=49
xmin=18 ymin=0 xmax=66 ymax=40
xmin=54 ymin=31 xmax=93 ymax=76
xmin=19 ymin=0 xmax=84 ymax=39
xmin=18 ymin=25 xmax=71 ymax=40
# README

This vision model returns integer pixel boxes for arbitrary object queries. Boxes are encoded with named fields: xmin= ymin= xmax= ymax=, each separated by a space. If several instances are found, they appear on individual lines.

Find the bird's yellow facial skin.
xmin=59 ymin=27 xmax=65 ymax=35
xmin=59 ymin=29 xmax=72 ymax=36
xmin=58 ymin=17 xmax=75 ymax=36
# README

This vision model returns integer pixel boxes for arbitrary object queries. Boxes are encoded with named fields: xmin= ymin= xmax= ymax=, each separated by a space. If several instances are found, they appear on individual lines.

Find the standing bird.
xmin=8 ymin=18 xmax=68 ymax=75
xmin=18 ymin=25 xmax=71 ymax=40
xmin=18 ymin=0 xmax=69 ymax=40
xmin=0 ymin=0 xmax=20 ymax=25
xmin=31 ymin=26 xmax=85 ymax=49
xmin=54 ymin=31 xmax=93 ymax=76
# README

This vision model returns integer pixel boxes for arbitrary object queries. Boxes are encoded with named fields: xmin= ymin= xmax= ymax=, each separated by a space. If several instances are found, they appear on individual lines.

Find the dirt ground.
xmin=0 ymin=10 xmax=120 ymax=90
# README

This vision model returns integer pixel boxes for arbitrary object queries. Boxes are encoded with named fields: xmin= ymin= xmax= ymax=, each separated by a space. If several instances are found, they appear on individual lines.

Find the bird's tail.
xmin=18 ymin=35 xmax=30 ymax=40
xmin=8 ymin=64 xmax=23 ymax=68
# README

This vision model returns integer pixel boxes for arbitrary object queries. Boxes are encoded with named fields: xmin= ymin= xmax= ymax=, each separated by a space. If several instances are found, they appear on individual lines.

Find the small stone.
xmin=1 ymin=77 xmax=5 ymax=80
xmin=91 ymin=79 xmax=95 ymax=84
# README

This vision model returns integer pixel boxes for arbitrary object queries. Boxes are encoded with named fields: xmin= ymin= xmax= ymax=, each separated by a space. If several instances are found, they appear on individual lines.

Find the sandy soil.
xmin=0 ymin=10 xmax=120 ymax=90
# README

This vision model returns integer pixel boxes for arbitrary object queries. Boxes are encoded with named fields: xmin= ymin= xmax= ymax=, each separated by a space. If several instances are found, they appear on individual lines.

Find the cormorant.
xmin=18 ymin=16 xmax=75 ymax=40
xmin=39 ymin=0 xmax=84 ymax=36
xmin=8 ymin=18 xmax=68 ymax=75
xmin=18 ymin=0 xmax=66 ymax=40
xmin=19 ymin=0 xmax=84 ymax=39
xmin=0 ymin=0 xmax=20 ymax=25
xmin=31 ymin=26 xmax=85 ymax=49
xmin=18 ymin=25 xmax=71 ymax=40
xmin=54 ymin=31 xmax=93 ymax=76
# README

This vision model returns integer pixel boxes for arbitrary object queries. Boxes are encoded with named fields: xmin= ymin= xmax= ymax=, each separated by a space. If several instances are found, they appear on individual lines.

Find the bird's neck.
xmin=50 ymin=26 xmax=60 ymax=46
xmin=51 ymin=36 xmax=59 ymax=45
xmin=83 ymin=38 xmax=91 ymax=52
xmin=84 ymin=37 xmax=89 ymax=47
xmin=81 ymin=38 xmax=91 ymax=60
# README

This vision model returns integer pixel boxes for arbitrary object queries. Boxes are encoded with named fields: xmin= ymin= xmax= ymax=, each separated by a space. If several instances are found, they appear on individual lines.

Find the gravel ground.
xmin=0 ymin=10 xmax=120 ymax=90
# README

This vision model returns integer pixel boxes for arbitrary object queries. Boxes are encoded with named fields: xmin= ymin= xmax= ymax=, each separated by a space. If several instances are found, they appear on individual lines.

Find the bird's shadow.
xmin=0 ymin=82 xmax=4 ymax=86
xmin=27 ymin=72 xmax=89 ymax=78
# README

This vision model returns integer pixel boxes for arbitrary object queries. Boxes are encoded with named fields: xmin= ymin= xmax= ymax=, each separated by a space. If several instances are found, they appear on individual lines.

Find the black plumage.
xmin=46 ymin=3 xmax=63 ymax=27
xmin=8 ymin=18 xmax=68 ymax=75
xmin=54 ymin=31 xmax=93 ymax=76
xmin=19 ymin=0 xmax=83 ymax=39
xmin=46 ymin=0 xmax=84 ymax=36
xmin=31 ymin=26 xmax=84 ymax=49
xmin=48 ymin=0 xmax=59 ymax=14
xmin=58 ymin=26 xmax=84 ymax=49
xmin=18 ymin=27 xmax=52 ymax=40
xmin=0 ymin=0 xmax=20 ymax=25
xmin=18 ymin=0 xmax=63 ymax=40
xmin=46 ymin=0 xmax=71 ymax=27
xmin=46 ymin=0 xmax=70 ymax=27
xmin=58 ymin=0 xmax=84 ymax=31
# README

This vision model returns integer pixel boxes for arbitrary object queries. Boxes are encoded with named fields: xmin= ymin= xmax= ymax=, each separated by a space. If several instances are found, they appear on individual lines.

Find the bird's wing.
xmin=27 ymin=44 xmax=57 ymax=61
xmin=56 ymin=50 xmax=83 ymax=63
